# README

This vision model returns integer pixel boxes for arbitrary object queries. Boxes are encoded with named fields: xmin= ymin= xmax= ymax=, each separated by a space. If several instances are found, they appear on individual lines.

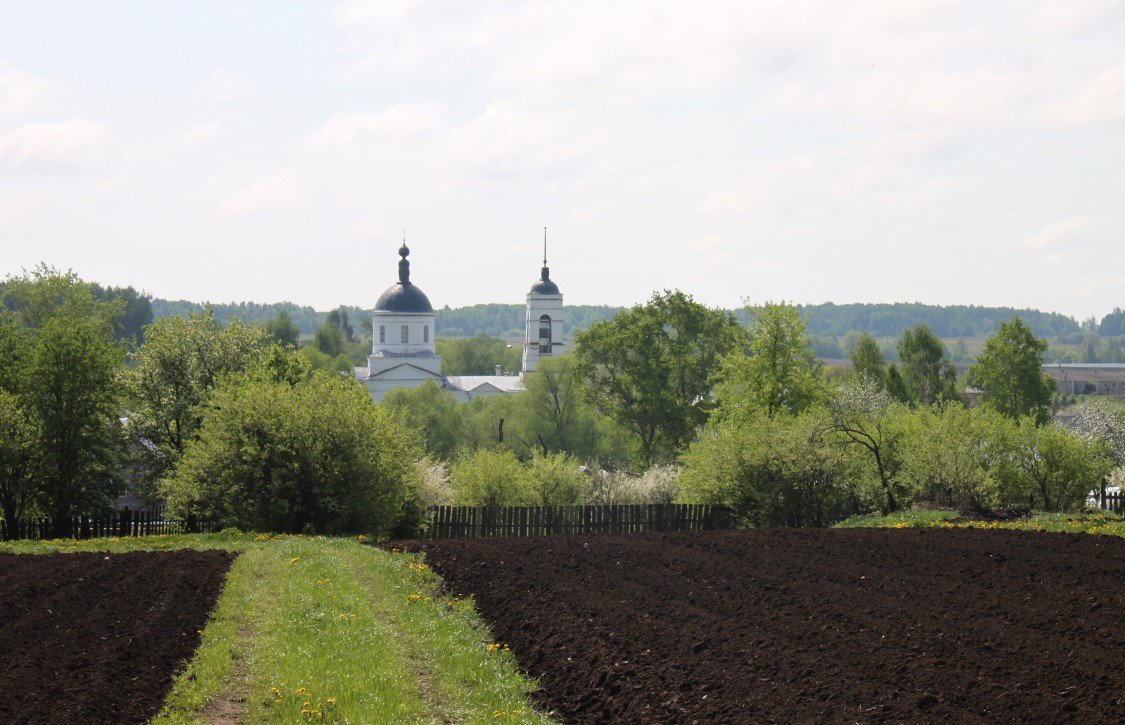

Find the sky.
xmin=1 ymin=1 xmax=1123 ymax=323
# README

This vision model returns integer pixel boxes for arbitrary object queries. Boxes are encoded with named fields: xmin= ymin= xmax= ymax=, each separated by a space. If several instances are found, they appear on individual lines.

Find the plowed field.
xmin=397 ymin=529 xmax=1125 ymax=723
xmin=0 ymin=549 xmax=236 ymax=725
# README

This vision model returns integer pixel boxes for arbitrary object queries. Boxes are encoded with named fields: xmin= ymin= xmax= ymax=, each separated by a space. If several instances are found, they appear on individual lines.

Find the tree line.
xmin=152 ymin=298 xmax=1118 ymax=343
xmin=1 ymin=268 xmax=419 ymax=539
xmin=4 ymin=267 xmax=1123 ymax=541
xmin=384 ymin=291 xmax=1124 ymax=529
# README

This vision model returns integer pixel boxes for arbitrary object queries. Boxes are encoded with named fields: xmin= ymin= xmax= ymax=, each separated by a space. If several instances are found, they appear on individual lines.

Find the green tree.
xmin=574 ymin=290 xmax=744 ymax=463
xmin=91 ymin=284 xmax=154 ymax=346
xmin=314 ymin=321 xmax=345 ymax=357
xmin=895 ymin=324 xmax=958 ymax=406
xmin=716 ymin=301 xmax=822 ymax=420
xmin=526 ymin=452 xmax=588 ymax=506
xmin=1100 ymin=307 xmax=1125 ymax=336
xmin=848 ymin=332 xmax=886 ymax=386
xmin=2 ymin=267 xmax=125 ymax=536
xmin=0 ymin=389 xmax=37 ymax=533
xmin=449 ymin=447 xmax=532 ymax=506
xmin=516 ymin=354 xmax=632 ymax=462
xmin=382 ymin=380 xmax=464 ymax=460
xmin=162 ymin=365 xmax=417 ymax=534
xmin=326 ymin=307 xmax=355 ymax=342
xmin=264 ymin=308 xmax=300 ymax=347
xmin=827 ymin=379 xmax=909 ymax=514
xmin=297 ymin=346 xmax=354 ymax=376
xmin=994 ymin=422 xmax=1111 ymax=511
xmin=969 ymin=317 xmax=1056 ymax=425
xmin=1074 ymin=400 xmax=1125 ymax=468
xmin=681 ymin=410 xmax=852 ymax=527
xmin=899 ymin=403 xmax=1016 ymax=511
xmin=459 ymin=393 xmax=528 ymax=456
xmin=123 ymin=310 xmax=268 ymax=484
xmin=436 ymin=334 xmax=521 ymax=375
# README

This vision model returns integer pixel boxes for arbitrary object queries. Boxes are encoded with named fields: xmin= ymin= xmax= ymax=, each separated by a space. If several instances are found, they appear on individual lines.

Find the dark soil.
xmin=394 ymin=529 xmax=1125 ymax=723
xmin=0 ymin=549 xmax=236 ymax=725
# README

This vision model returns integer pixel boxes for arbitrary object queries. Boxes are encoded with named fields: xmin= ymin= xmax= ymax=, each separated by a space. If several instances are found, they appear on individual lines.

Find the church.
xmin=356 ymin=241 xmax=563 ymax=402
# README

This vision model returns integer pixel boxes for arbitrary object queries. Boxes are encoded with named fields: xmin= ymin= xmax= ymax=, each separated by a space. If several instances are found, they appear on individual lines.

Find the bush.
xmin=588 ymin=465 xmax=681 ymax=505
xmin=449 ymin=448 xmax=533 ymax=506
xmin=161 ymin=368 xmax=417 ymax=535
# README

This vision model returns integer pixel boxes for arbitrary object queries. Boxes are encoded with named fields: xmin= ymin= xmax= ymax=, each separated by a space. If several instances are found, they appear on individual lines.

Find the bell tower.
xmin=522 ymin=228 xmax=564 ymax=374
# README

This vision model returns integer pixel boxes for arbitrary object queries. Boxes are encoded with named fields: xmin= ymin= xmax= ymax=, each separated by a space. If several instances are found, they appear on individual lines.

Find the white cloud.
xmin=704 ymin=251 xmax=731 ymax=268
xmin=1029 ymin=0 xmax=1124 ymax=35
xmin=216 ymin=170 xmax=309 ymax=216
xmin=0 ymin=60 xmax=53 ymax=115
xmin=830 ymin=164 xmax=899 ymax=197
xmin=161 ymin=115 xmax=227 ymax=152
xmin=310 ymin=103 xmax=445 ymax=148
xmin=193 ymin=69 xmax=260 ymax=103
xmin=0 ymin=190 xmax=49 ymax=220
xmin=449 ymin=102 xmax=605 ymax=178
xmin=1039 ymin=62 xmax=1125 ymax=127
xmin=704 ymin=154 xmax=818 ymax=215
xmin=682 ymin=234 xmax=722 ymax=252
xmin=1061 ymin=276 xmax=1103 ymax=298
xmin=1022 ymin=217 xmax=1089 ymax=248
xmin=0 ymin=119 xmax=109 ymax=172
xmin=867 ymin=127 xmax=960 ymax=158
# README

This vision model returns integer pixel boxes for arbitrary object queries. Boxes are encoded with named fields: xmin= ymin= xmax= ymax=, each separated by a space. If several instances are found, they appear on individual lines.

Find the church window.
xmin=379 ymin=325 xmax=385 ymax=343
xmin=423 ymin=325 xmax=429 ymax=343
xmin=538 ymin=315 xmax=552 ymax=354
xmin=401 ymin=325 xmax=409 ymax=343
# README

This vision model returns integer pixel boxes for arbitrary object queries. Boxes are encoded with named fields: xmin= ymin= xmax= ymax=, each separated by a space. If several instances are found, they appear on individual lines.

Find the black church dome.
xmin=530 ymin=265 xmax=560 ymax=295
xmin=375 ymin=243 xmax=434 ymax=313
xmin=375 ymin=283 xmax=433 ymax=313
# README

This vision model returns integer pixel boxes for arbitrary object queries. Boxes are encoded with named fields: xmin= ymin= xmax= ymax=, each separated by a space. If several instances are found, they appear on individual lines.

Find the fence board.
xmin=0 ymin=505 xmax=212 ymax=542
xmin=422 ymin=504 xmax=736 ymax=540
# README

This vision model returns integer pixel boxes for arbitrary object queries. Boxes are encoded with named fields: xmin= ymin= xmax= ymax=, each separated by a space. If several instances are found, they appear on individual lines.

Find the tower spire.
xmin=540 ymin=227 xmax=550 ymax=282
xmin=397 ymin=239 xmax=411 ymax=284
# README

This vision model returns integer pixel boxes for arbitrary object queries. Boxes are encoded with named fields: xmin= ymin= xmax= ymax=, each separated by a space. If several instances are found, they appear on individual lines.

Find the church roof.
xmin=376 ymin=243 xmax=434 ymax=313
xmin=445 ymin=375 xmax=526 ymax=394
xmin=529 ymin=265 xmax=560 ymax=295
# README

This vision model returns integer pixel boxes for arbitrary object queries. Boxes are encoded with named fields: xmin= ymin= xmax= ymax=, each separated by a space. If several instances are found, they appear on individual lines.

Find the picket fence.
xmin=425 ymin=503 xmax=735 ymax=540
xmin=0 ymin=506 xmax=207 ymax=542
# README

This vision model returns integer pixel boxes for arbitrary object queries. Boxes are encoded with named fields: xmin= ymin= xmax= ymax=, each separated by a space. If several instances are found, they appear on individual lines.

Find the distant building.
xmin=357 ymin=239 xmax=563 ymax=402
xmin=1043 ymin=363 xmax=1125 ymax=396
xmin=522 ymin=252 xmax=564 ymax=373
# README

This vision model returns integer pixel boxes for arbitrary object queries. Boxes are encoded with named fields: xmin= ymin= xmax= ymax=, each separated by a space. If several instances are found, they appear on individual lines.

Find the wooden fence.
xmin=425 ymin=503 xmax=736 ymax=539
xmin=0 ymin=505 xmax=208 ymax=542
xmin=1092 ymin=490 xmax=1125 ymax=515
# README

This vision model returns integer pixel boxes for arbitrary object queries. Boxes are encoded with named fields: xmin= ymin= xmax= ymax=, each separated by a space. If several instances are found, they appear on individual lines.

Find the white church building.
xmin=356 ymin=242 xmax=563 ymax=402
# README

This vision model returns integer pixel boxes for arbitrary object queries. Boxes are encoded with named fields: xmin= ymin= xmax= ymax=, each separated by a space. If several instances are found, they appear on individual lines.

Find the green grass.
xmin=836 ymin=508 xmax=1125 ymax=537
xmin=1 ymin=532 xmax=555 ymax=724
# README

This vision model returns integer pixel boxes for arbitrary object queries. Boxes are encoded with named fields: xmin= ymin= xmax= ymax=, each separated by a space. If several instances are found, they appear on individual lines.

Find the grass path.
xmin=1 ymin=533 xmax=554 ymax=724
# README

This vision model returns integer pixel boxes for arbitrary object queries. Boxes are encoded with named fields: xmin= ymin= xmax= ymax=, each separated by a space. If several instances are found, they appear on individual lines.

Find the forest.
xmin=147 ymin=297 xmax=1124 ymax=343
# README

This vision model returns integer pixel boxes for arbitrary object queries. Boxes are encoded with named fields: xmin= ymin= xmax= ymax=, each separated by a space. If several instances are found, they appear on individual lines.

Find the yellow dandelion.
xmin=290 ymin=556 xmax=301 ymax=564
